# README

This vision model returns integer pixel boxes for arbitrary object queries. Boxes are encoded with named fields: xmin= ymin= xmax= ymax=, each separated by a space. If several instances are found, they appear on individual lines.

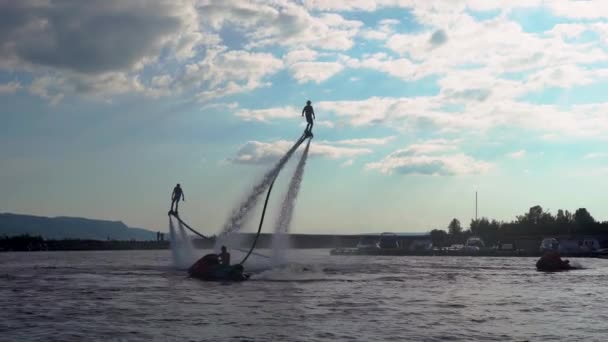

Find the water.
xmin=2 ymin=250 xmax=608 ymax=341
xmin=273 ymin=139 xmax=311 ymax=265
xmin=217 ymin=136 xmax=306 ymax=247
xmin=168 ymin=217 xmax=196 ymax=269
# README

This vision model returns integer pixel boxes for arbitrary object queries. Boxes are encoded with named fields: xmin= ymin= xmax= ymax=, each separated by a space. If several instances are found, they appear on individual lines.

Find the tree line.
xmin=429 ymin=206 xmax=607 ymax=247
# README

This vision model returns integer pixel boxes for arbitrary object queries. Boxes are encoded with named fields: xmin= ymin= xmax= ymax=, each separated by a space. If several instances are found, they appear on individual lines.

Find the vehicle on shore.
xmin=540 ymin=238 xmax=559 ymax=252
xmin=356 ymin=236 xmax=379 ymax=251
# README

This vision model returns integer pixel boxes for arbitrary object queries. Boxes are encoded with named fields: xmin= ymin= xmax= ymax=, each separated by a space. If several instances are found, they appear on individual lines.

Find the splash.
xmin=216 ymin=136 xmax=306 ymax=249
xmin=272 ymin=139 xmax=311 ymax=266
xmin=169 ymin=217 xmax=196 ymax=269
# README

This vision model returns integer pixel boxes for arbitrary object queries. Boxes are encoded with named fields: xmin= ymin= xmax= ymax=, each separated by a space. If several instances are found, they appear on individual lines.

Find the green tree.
xmin=448 ymin=218 xmax=462 ymax=236
xmin=574 ymin=208 xmax=595 ymax=229
xmin=430 ymin=229 xmax=448 ymax=247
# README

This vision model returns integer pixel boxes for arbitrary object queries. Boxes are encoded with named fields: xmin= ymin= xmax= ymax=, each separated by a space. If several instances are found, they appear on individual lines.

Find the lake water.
xmin=1 ymin=250 xmax=608 ymax=341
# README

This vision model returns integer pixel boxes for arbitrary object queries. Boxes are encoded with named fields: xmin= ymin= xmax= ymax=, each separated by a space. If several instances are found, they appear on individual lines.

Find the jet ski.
xmin=536 ymin=251 xmax=576 ymax=272
xmin=188 ymin=254 xmax=249 ymax=281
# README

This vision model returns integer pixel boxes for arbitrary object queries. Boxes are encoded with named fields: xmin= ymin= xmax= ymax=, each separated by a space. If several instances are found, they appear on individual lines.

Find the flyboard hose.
xmin=171 ymin=133 xmax=309 ymax=266
xmin=170 ymin=213 xmax=271 ymax=259
xmin=238 ymin=134 xmax=309 ymax=265
xmin=238 ymin=177 xmax=276 ymax=265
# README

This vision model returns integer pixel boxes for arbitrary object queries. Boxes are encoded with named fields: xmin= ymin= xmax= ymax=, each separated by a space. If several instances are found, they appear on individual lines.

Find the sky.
xmin=2 ymin=0 xmax=608 ymax=235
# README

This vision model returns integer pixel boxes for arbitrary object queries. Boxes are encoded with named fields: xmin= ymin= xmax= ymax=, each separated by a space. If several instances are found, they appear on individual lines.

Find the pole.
xmin=475 ymin=191 xmax=478 ymax=221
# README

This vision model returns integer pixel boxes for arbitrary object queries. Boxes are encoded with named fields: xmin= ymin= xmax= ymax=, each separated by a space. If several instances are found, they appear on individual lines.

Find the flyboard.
xmin=172 ymin=131 xmax=312 ymax=281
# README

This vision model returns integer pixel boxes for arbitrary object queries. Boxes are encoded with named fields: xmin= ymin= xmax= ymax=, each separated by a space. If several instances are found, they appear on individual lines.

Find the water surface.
xmin=2 ymin=250 xmax=607 ymax=341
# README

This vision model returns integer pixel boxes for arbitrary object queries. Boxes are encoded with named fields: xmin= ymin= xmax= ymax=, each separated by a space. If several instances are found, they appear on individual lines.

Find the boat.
xmin=188 ymin=254 xmax=250 ymax=281
xmin=535 ymin=251 xmax=575 ymax=272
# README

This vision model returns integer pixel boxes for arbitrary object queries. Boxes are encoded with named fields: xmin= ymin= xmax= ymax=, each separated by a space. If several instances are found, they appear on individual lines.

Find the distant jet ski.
xmin=188 ymin=254 xmax=249 ymax=282
xmin=536 ymin=251 xmax=578 ymax=272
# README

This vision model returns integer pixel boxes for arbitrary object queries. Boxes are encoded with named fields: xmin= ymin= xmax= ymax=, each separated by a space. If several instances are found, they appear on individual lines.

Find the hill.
xmin=0 ymin=213 xmax=156 ymax=240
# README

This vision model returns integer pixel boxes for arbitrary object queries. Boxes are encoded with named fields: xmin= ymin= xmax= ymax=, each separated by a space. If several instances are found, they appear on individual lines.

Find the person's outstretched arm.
xmin=302 ymin=107 xmax=305 ymax=116
xmin=182 ymin=191 xmax=185 ymax=201
xmin=312 ymin=107 xmax=315 ymax=119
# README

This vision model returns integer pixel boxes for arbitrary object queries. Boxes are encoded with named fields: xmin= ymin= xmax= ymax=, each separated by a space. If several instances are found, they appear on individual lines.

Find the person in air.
xmin=301 ymin=100 xmax=315 ymax=137
xmin=218 ymin=245 xmax=231 ymax=266
xmin=169 ymin=183 xmax=185 ymax=215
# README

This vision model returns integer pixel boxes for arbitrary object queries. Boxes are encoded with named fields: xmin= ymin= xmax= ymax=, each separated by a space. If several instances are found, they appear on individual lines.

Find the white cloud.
xmin=316 ymin=120 xmax=335 ymax=128
xmin=583 ymin=152 xmax=608 ymax=159
xmin=0 ymin=81 xmax=21 ymax=95
xmin=284 ymin=48 xmax=318 ymax=65
xmin=228 ymin=139 xmax=373 ymax=164
xmin=400 ymin=140 xmax=458 ymax=155
xmin=315 ymin=92 xmax=608 ymax=139
xmin=191 ymin=49 xmax=284 ymax=100
xmin=341 ymin=159 xmax=354 ymax=167
xmin=288 ymin=61 xmax=344 ymax=83
xmin=366 ymin=143 xmax=492 ymax=176
xmin=329 ymin=136 xmax=396 ymax=146
xmin=201 ymin=1 xmax=363 ymax=51
xmin=367 ymin=153 xmax=492 ymax=176
xmin=235 ymin=107 xmax=297 ymax=122
xmin=508 ymin=150 xmax=526 ymax=159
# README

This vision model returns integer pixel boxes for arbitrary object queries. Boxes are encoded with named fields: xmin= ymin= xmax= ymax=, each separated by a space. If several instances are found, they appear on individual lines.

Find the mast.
xmin=475 ymin=191 xmax=478 ymax=221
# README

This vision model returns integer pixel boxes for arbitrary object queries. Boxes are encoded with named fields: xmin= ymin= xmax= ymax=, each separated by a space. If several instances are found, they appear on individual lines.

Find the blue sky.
xmin=2 ymin=1 xmax=608 ymax=234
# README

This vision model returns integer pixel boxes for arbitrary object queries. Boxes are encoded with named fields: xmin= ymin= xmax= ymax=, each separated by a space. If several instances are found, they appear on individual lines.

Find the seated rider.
xmin=218 ymin=245 xmax=231 ymax=266
xmin=170 ymin=183 xmax=185 ymax=214
xmin=301 ymin=100 xmax=315 ymax=136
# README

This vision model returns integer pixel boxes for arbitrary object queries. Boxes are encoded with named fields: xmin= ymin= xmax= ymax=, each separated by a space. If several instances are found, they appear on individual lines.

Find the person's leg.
xmin=175 ymin=200 xmax=179 ymax=213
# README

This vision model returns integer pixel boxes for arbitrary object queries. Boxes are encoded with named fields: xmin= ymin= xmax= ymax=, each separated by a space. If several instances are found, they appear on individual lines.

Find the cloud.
xmin=329 ymin=136 xmax=396 ymax=146
xmin=201 ymin=1 xmax=363 ymax=51
xmin=397 ymin=140 xmax=458 ymax=155
xmin=316 ymin=120 xmax=335 ymax=128
xmin=284 ymin=48 xmax=318 ymax=65
xmin=192 ymin=49 xmax=284 ymax=100
xmin=367 ymin=150 xmax=492 ymax=176
xmin=366 ymin=153 xmax=492 ymax=176
xmin=429 ymin=29 xmax=448 ymax=46
xmin=341 ymin=159 xmax=354 ymax=167
xmin=235 ymin=107 xmax=297 ymax=122
xmin=366 ymin=139 xmax=491 ymax=176
xmin=288 ymin=61 xmax=344 ymax=83
xmin=508 ymin=150 xmax=526 ymax=159
xmin=0 ymin=1 xmax=204 ymax=74
xmin=0 ymin=81 xmax=22 ymax=94
xmin=583 ymin=152 xmax=608 ymax=159
xmin=316 ymin=91 xmax=608 ymax=139
xmin=228 ymin=139 xmax=372 ymax=164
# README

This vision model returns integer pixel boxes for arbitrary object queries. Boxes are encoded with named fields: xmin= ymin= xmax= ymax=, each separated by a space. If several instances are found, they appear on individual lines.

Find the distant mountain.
xmin=0 ymin=213 xmax=156 ymax=240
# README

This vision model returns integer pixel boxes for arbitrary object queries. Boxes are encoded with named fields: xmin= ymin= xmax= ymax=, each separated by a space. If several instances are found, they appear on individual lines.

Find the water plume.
xmin=169 ymin=217 xmax=196 ymax=269
xmin=272 ymin=139 xmax=311 ymax=266
xmin=216 ymin=136 xmax=306 ymax=248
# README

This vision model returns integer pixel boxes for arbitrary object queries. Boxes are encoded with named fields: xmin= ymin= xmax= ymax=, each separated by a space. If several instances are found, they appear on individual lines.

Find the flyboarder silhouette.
xmin=218 ymin=245 xmax=231 ymax=266
xmin=169 ymin=183 xmax=185 ymax=215
xmin=302 ymin=100 xmax=315 ymax=137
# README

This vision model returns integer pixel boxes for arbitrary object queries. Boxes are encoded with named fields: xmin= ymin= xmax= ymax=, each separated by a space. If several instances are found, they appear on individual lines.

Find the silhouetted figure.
xmin=218 ymin=245 xmax=231 ymax=266
xmin=170 ymin=184 xmax=185 ymax=215
xmin=302 ymin=100 xmax=315 ymax=137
